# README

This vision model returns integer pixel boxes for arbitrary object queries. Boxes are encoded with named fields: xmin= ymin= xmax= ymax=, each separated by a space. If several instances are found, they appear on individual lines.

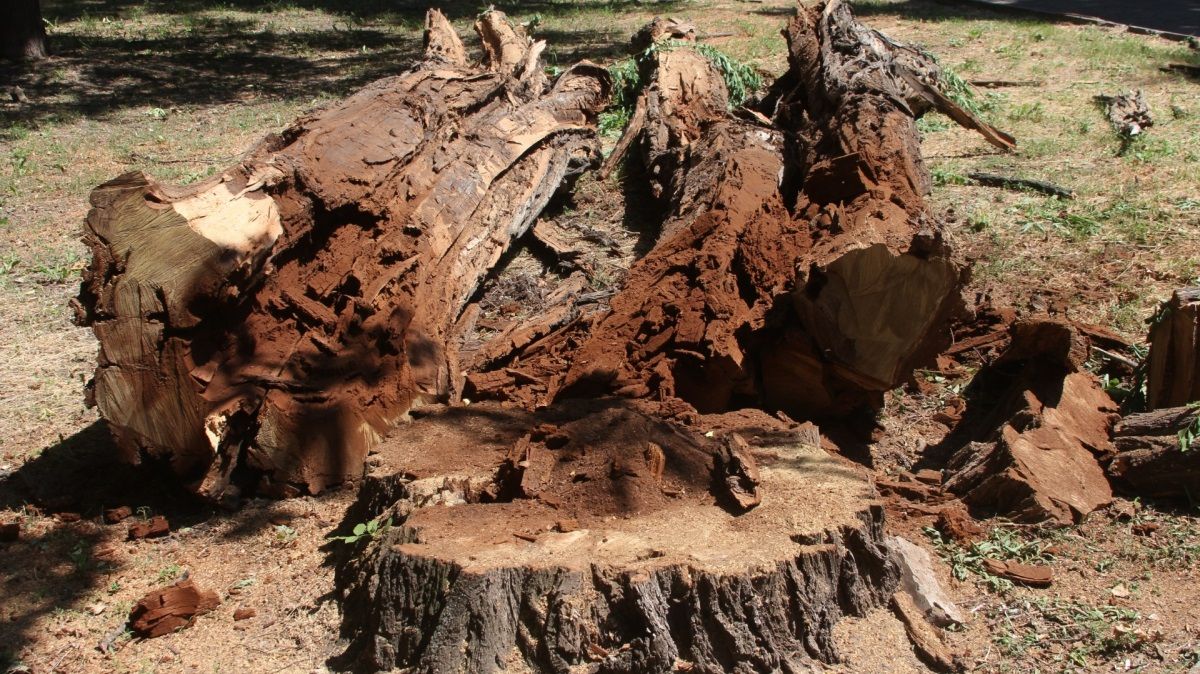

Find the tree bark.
xmin=1108 ymin=405 xmax=1200 ymax=499
xmin=2 ymin=0 xmax=47 ymax=61
xmin=74 ymin=10 xmax=610 ymax=500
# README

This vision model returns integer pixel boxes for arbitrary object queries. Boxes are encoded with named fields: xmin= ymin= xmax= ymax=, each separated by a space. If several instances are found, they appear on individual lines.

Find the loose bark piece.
xmin=74 ymin=10 xmax=610 ymax=499
xmin=1146 ymin=288 xmax=1200 ymax=409
xmin=890 ymin=536 xmax=965 ymax=627
xmin=104 ymin=506 xmax=133 ymax=523
xmin=891 ymin=591 xmax=961 ymax=673
xmin=129 ymin=578 xmax=220 ymax=638
xmin=127 ymin=515 xmax=170 ymax=540
xmin=981 ymin=558 xmax=1053 ymax=587
xmin=941 ymin=320 xmax=1116 ymax=523
xmin=1097 ymin=90 xmax=1153 ymax=136
xmin=333 ymin=400 xmax=898 ymax=673
xmin=1108 ymin=405 xmax=1200 ymax=499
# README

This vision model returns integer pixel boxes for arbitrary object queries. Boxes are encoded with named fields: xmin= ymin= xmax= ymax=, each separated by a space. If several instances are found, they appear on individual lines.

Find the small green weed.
xmin=156 ymin=563 xmax=183 ymax=583
xmin=925 ymin=525 xmax=1055 ymax=593
xmin=332 ymin=517 xmax=391 ymax=545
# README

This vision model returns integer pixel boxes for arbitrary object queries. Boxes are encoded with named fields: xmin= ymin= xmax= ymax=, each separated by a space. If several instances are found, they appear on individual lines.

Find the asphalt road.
xmin=970 ymin=0 xmax=1200 ymax=37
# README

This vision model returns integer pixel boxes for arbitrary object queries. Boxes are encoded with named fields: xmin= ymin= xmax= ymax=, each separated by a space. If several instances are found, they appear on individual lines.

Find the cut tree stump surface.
xmin=334 ymin=401 xmax=898 ymax=673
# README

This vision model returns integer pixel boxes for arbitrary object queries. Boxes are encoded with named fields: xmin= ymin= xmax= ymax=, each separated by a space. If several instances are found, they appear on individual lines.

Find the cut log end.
xmin=333 ymin=401 xmax=898 ymax=673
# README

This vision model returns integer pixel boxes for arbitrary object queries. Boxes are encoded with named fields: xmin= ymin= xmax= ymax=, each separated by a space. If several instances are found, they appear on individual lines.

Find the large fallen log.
xmin=467 ymin=0 xmax=965 ymax=419
xmin=73 ymin=11 xmax=610 ymax=499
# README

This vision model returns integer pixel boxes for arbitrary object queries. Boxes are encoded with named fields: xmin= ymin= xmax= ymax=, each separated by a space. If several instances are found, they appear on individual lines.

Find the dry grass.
xmin=1 ymin=0 xmax=1198 ymax=672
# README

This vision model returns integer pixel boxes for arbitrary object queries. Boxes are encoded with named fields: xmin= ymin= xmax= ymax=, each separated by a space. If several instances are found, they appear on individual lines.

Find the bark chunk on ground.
xmin=939 ymin=320 xmax=1117 ymax=523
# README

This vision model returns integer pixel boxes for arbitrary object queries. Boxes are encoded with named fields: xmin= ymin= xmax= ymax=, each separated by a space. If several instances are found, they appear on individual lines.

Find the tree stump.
xmin=1146 ymin=287 xmax=1200 ymax=410
xmin=333 ymin=401 xmax=897 ymax=673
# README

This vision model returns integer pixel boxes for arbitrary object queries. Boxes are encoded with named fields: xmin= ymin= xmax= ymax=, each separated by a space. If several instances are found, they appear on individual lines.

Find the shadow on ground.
xmin=0 ymin=422 xmax=208 ymax=669
xmin=2 ymin=0 xmax=679 ymax=132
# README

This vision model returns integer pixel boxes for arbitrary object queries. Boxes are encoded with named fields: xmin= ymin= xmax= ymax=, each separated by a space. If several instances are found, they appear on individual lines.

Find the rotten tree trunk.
xmin=74 ymin=10 xmax=610 ymax=500
xmin=467 ymin=0 xmax=965 ymax=420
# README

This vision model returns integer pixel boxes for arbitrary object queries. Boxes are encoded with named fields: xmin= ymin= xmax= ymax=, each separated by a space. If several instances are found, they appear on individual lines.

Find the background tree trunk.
xmin=2 ymin=0 xmax=47 ymax=61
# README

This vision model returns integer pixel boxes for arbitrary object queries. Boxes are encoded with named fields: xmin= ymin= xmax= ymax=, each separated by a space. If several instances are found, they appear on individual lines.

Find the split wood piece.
xmin=891 ymin=592 xmax=962 ymax=673
xmin=967 ymin=172 xmax=1074 ymax=199
xmin=472 ymin=0 xmax=965 ymax=420
xmin=128 ymin=578 xmax=220 ymax=638
xmin=1096 ymin=90 xmax=1153 ymax=136
xmin=890 ymin=536 xmax=965 ymax=628
xmin=941 ymin=320 xmax=1116 ymax=524
xmin=980 ymin=558 xmax=1053 ymax=587
xmin=1146 ymin=287 xmax=1200 ymax=410
xmin=853 ymin=25 xmax=1013 ymax=150
xmin=713 ymin=433 xmax=762 ymax=510
xmin=333 ymin=400 xmax=898 ymax=673
xmin=73 ymin=9 xmax=611 ymax=500
xmin=1107 ymin=405 xmax=1200 ymax=499
xmin=893 ymin=67 xmax=1016 ymax=151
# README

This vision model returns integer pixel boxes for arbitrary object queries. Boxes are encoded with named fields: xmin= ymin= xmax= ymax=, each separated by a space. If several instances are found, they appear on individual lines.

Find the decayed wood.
xmin=1108 ymin=404 xmax=1200 ymax=499
xmin=467 ymin=0 xmax=965 ymax=420
xmin=1146 ymin=287 xmax=1200 ymax=410
xmin=940 ymin=320 xmax=1116 ymax=524
xmin=1097 ymin=89 xmax=1153 ymax=136
xmin=74 ymin=10 xmax=610 ymax=499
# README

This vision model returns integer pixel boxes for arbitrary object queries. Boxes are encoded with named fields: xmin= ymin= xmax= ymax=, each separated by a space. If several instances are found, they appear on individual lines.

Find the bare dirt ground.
xmin=1 ymin=0 xmax=1199 ymax=672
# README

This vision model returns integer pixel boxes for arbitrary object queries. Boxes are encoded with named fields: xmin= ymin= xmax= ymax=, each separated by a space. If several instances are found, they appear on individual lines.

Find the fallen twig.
xmin=1091 ymin=345 xmax=1138 ymax=369
xmin=967 ymin=172 xmax=1074 ymax=199
xmin=969 ymin=79 xmax=1042 ymax=88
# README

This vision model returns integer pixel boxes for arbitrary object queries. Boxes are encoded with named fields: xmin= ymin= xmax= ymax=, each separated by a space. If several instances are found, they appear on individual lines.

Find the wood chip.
xmin=981 ymin=558 xmax=1053 ymax=587
xmin=129 ymin=579 xmax=220 ymax=638
xmin=127 ymin=515 xmax=170 ymax=540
